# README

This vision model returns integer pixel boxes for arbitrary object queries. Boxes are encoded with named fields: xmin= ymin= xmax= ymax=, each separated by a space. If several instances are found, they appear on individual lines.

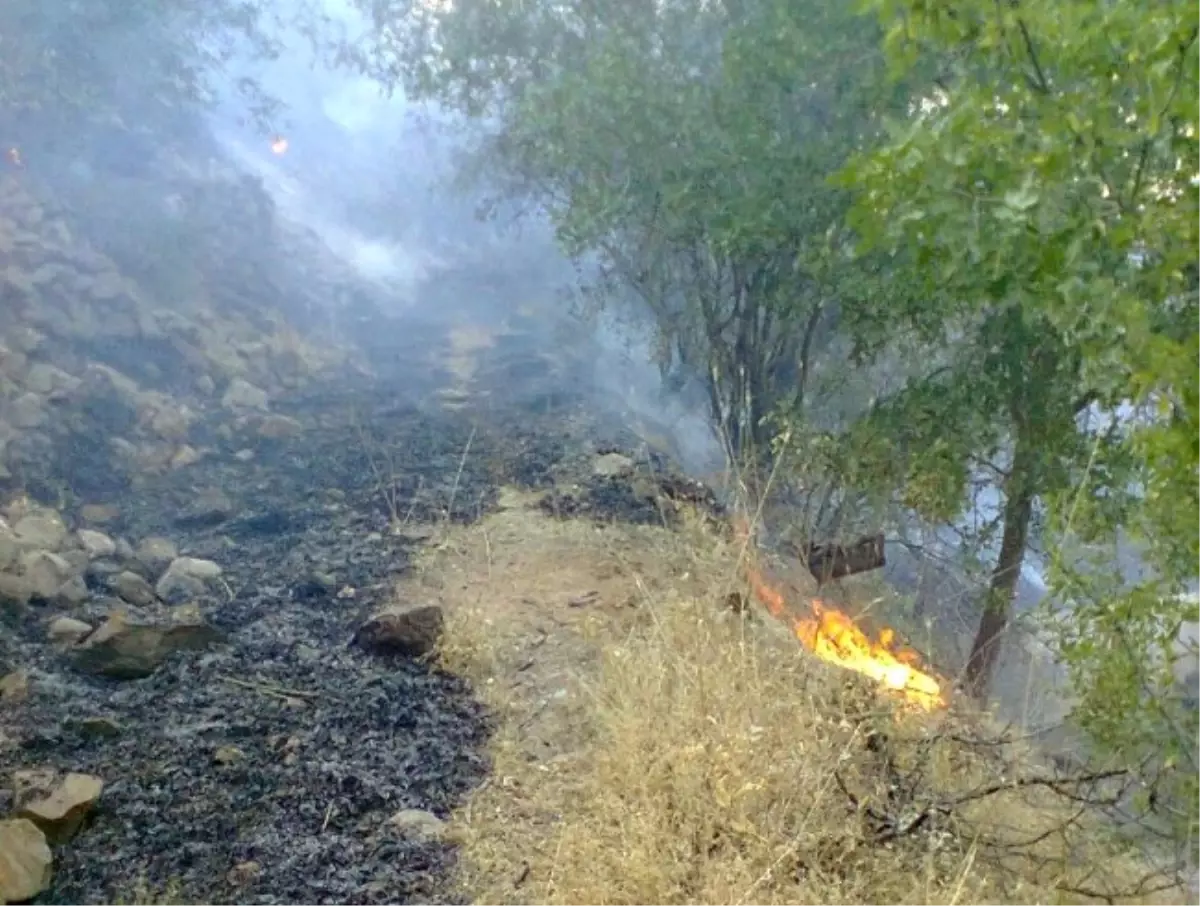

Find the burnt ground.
xmin=0 ymin=311 xmax=722 ymax=905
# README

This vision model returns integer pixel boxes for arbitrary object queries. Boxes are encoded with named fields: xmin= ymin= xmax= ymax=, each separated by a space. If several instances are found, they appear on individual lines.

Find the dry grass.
xmin=399 ymin=487 xmax=1182 ymax=905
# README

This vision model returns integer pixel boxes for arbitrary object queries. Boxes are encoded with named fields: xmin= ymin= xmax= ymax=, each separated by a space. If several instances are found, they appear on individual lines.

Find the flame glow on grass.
xmin=737 ymin=518 xmax=947 ymax=710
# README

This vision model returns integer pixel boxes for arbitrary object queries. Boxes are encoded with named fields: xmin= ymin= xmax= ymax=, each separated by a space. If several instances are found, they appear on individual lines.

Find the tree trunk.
xmin=963 ymin=437 xmax=1036 ymax=699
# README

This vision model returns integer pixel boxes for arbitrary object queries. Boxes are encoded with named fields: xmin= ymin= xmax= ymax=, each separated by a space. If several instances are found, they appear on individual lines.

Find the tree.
xmin=357 ymin=0 xmax=900 ymax=464
xmin=0 ymin=0 xmax=338 ymax=145
xmin=842 ymin=0 xmax=1197 ymax=836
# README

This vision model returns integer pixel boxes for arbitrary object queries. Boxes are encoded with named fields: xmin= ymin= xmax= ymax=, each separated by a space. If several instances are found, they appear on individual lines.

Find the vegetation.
xmin=359 ymin=0 xmax=1199 ymax=890
xmin=843 ymin=0 xmax=1198 ymax=843
xmin=420 ymin=493 xmax=1179 ymax=904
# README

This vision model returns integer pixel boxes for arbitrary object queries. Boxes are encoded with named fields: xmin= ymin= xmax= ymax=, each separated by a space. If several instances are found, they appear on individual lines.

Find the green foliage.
xmin=0 ymin=0 xmax=325 ymax=132
xmin=362 ymin=0 xmax=903 ymax=460
xmin=846 ymin=0 xmax=1198 ymax=838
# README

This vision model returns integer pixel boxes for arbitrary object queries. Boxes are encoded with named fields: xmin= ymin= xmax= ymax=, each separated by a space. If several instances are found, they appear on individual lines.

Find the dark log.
xmin=804 ymin=533 xmax=886 ymax=585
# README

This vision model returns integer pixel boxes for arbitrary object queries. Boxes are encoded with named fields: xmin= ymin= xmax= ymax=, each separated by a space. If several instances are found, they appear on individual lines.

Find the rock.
xmin=13 ymin=769 xmax=104 ymax=844
xmin=18 ymin=550 xmax=74 ymax=599
xmin=0 ymin=573 xmax=35 ymax=609
xmin=0 ymin=670 xmax=29 ymax=703
xmin=134 ymin=536 xmax=178 ymax=576
xmin=256 ymin=414 xmax=303 ymax=439
xmin=169 ymin=444 xmax=202 ymax=469
xmin=9 ymin=392 xmax=46 ymax=429
xmin=55 ymin=575 xmax=90 ymax=606
xmin=48 ymin=616 xmax=93 ymax=645
xmin=79 ymin=503 xmax=120 ymax=525
xmin=59 ymin=548 xmax=90 ymax=574
xmin=149 ymin=406 xmax=191 ymax=442
xmin=221 ymin=378 xmax=269 ymax=411
xmin=76 ymin=529 xmax=117 ymax=559
xmin=0 ymin=818 xmax=52 ymax=903
xmin=72 ymin=612 xmax=224 ymax=679
xmin=23 ymin=362 xmax=75 ymax=395
xmin=355 ymin=603 xmax=445 ymax=658
xmin=175 ymin=488 xmax=236 ymax=528
xmin=593 ymin=451 xmax=635 ymax=478
xmin=166 ymin=556 xmax=223 ymax=581
xmin=155 ymin=569 xmax=207 ymax=606
xmin=0 ymin=532 xmax=17 ymax=571
xmin=12 ymin=510 xmax=66 ymax=551
xmin=213 ymin=745 xmax=244 ymax=765
xmin=387 ymin=808 xmax=447 ymax=841
xmin=111 ymin=570 xmax=157 ymax=606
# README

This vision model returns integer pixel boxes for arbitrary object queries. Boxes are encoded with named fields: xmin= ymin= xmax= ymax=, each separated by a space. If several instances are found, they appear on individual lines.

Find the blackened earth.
xmin=1 ymin=321 xmax=721 ymax=904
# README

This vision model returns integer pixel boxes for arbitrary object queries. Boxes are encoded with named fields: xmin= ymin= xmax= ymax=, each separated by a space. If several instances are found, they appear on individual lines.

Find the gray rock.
xmin=19 ymin=550 xmax=74 ymax=599
xmin=76 ymin=529 xmax=117 ymax=559
xmin=134 ymin=536 xmax=177 ymax=576
xmin=47 ymin=617 xmax=93 ymax=645
xmin=387 ymin=808 xmax=447 ymax=841
xmin=221 ymin=378 xmax=269 ymax=411
xmin=55 ymin=575 xmax=90 ymax=606
xmin=111 ymin=571 xmax=157 ymax=607
xmin=166 ymin=556 xmax=223 ymax=581
xmin=155 ymin=569 xmax=207 ymax=605
xmin=12 ymin=511 xmax=67 ymax=551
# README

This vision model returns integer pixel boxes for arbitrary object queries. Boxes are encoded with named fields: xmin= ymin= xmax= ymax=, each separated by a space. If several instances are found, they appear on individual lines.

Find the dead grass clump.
xmin=416 ymin=494 xmax=1179 ymax=904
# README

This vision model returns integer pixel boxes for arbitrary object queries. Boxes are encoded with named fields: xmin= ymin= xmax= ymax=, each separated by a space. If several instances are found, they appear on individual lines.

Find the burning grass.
xmin=408 ymin=488 xmax=1181 ymax=905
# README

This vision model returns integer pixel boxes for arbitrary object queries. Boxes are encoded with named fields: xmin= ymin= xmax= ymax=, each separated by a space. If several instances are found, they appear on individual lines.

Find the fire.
xmin=736 ymin=518 xmax=947 ymax=710
xmin=270 ymin=136 xmax=289 ymax=155
xmin=6 ymin=147 xmax=22 ymax=167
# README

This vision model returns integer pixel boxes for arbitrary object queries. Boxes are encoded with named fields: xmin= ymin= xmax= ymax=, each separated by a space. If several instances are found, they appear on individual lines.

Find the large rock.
xmin=71 ymin=611 xmax=224 ymax=679
xmin=76 ymin=529 xmax=117 ymax=559
xmin=11 ymin=510 xmax=67 ymax=551
xmin=354 ymin=602 xmax=445 ymax=658
xmin=12 ymin=769 xmax=104 ymax=844
xmin=221 ymin=378 xmax=269 ymax=411
xmin=17 ymin=550 xmax=75 ymax=600
xmin=111 ymin=570 xmax=157 ymax=606
xmin=133 ymin=536 xmax=177 ymax=576
xmin=0 ymin=819 xmax=52 ymax=903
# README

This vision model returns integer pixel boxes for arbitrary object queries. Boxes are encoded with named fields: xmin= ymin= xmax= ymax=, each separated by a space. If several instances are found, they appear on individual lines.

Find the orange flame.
xmin=736 ymin=518 xmax=947 ymax=710
xmin=270 ymin=136 xmax=289 ymax=155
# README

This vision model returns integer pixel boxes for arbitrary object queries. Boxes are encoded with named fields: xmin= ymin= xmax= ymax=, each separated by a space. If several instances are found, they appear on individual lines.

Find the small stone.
xmin=112 ymin=570 xmax=157 ymax=606
xmin=166 ymin=556 xmax=223 ymax=581
xmin=221 ymin=378 xmax=269 ymax=411
xmin=354 ymin=603 xmax=445 ymax=658
xmin=79 ymin=503 xmax=120 ymax=525
xmin=233 ymin=448 xmax=255 ymax=462
xmin=48 ymin=616 xmax=93 ymax=645
xmin=0 ymin=818 xmax=52 ymax=903
xmin=155 ymin=569 xmax=207 ymax=605
xmin=387 ymin=808 xmax=447 ymax=841
xmin=134 ymin=536 xmax=178 ymax=576
xmin=0 ymin=670 xmax=30 ymax=703
xmin=170 ymin=445 xmax=202 ymax=469
xmin=257 ymin=414 xmax=303 ymax=439
xmin=76 ymin=529 xmax=117 ymax=559
xmin=593 ymin=451 xmax=635 ymax=478
xmin=55 ymin=575 xmax=90 ymax=606
xmin=14 ymin=770 xmax=104 ymax=844
xmin=213 ymin=745 xmax=244 ymax=765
